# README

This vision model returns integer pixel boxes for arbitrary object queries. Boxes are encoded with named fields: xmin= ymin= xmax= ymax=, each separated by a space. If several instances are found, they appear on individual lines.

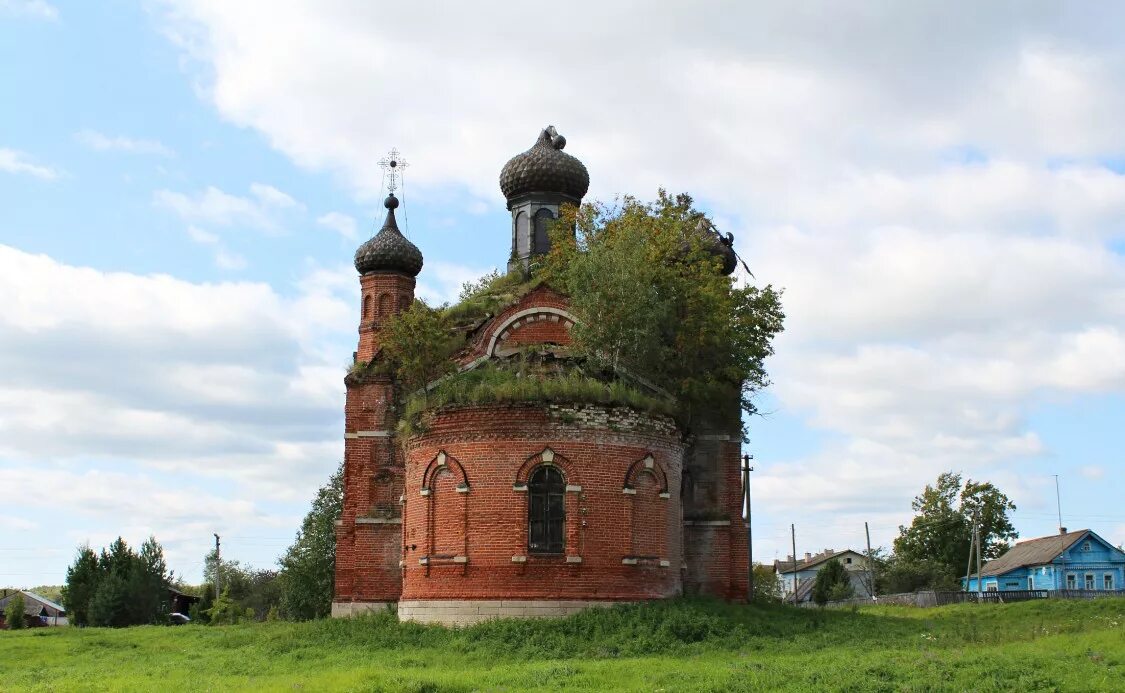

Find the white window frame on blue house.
xmin=1105 ymin=574 xmax=1115 ymax=590
xmin=1066 ymin=573 xmax=1076 ymax=589
xmin=1085 ymin=573 xmax=1095 ymax=590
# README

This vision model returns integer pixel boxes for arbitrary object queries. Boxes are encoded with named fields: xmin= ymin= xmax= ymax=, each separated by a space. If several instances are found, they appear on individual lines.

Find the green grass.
xmin=2 ymin=597 xmax=1123 ymax=691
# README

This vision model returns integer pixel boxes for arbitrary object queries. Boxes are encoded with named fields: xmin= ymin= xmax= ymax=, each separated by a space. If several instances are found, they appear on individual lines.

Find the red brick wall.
xmin=356 ymin=271 xmax=416 ymax=362
xmin=459 ymin=285 xmax=574 ymax=364
xmin=335 ymin=269 xmax=415 ymax=605
xmin=400 ymin=403 xmax=685 ymax=601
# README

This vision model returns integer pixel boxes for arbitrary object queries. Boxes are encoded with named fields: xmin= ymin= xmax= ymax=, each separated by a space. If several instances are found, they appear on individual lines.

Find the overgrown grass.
xmin=2 ymin=597 xmax=1123 ymax=691
xmin=399 ymin=364 xmax=677 ymax=437
xmin=441 ymin=270 xmax=537 ymax=327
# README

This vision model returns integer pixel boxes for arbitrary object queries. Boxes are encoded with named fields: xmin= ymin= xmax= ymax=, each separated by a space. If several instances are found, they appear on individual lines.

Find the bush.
xmin=207 ymin=589 xmax=244 ymax=626
xmin=812 ymin=559 xmax=855 ymax=606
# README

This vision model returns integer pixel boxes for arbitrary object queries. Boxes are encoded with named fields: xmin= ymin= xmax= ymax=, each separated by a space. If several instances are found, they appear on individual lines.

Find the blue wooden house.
xmin=964 ymin=528 xmax=1125 ymax=593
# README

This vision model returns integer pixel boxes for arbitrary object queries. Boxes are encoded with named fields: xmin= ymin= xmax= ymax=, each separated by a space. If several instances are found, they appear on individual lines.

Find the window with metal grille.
xmin=528 ymin=466 xmax=565 ymax=553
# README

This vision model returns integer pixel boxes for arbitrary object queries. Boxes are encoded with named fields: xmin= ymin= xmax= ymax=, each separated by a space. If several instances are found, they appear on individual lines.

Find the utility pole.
xmin=1056 ymin=474 xmax=1066 ymax=591
xmin=865 ymin=521 xmax=876 ymax=600
xmin=790 ymin=524 xmax=798 ymax=606
xmin=964 ymin=523 xmax=976 ymax=594
xmin=213 ymin=533 xmax=221 ymax=596
xmin=1054 ymin=474 xmax=1063 ymax=532
xmin=975 ymin=524 xmax=983 ymax=599
xmin=742 ymin=454 xmax=754 ymax=604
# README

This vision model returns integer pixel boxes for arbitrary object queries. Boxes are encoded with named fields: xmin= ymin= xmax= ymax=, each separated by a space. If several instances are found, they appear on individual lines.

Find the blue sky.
xmin=2 ymin=1 xmax=1123 ymax=585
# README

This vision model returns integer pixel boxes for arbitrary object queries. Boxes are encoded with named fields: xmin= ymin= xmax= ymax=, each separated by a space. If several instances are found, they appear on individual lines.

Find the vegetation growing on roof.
xmin=442 ymin=269 xmax=537 ymax=327
xmin=374 ymin=190 xmax=785 ymax=440
xmin=398 ymin=360 xmax=676 ymax=438
xmin=541 ymin=191 xmax=785 ymax=430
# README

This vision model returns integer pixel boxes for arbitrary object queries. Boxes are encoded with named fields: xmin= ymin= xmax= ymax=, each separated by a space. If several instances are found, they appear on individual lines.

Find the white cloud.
xmin=416 ymin=261 xmax=497 ymax=306
xmin=0 ymin=147 xmax=59 ymax=180
xmin=185 ymin=226 xmax=246 ymax=271
xmin=186 ymin=225 xmax=219 ymax=245
xmin=74 ymin=129 xmax=174 ymax=157
xmin=0 ymin=244 xmax=353 ymax=504
xmin=154 ymin=183 xmax=301 ymax=231
xmin=0 ymin=0 xmax=57 ymax=20
xmin=250 ymin=182 xmax=301 ymax=209
xmin=1079 ymin=466 xmax=1105 ymax=481
xmin=151 ymin=1 xmax=1125 ymax=558
xmin=316 ymin=211 xmax=358 ymax=240
xmin=214 ymin=248 xmax=247 ymax=270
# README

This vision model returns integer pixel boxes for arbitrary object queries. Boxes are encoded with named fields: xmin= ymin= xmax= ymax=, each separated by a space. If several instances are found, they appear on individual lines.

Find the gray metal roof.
xmin=499 ymin=127 xmax=589 ymax=203
xmin=0 ymin=590 xmax=66 ymax=616
xmin=980 ymin=529 xmax=1088 ymax=577
xmin=354 ymin=194 xmax=423 ymax=277
xmin=774 ymin=548 xmax=867 ymax=574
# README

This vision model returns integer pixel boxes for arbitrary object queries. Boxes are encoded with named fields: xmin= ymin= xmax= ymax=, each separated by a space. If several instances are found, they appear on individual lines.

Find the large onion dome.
xmin=354 ymin=194 xmax=423 ymax=276
xmin=499 ymin=126 xmax=589 ymax=204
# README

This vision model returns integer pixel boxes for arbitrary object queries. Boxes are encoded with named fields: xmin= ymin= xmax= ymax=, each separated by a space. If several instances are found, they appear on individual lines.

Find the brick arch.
xmin=377 ymin=293 xmax=393 ymax=318
xmin=623 ymin=453 xmax=669 ymax=493
xmin=486 ymin=307 xmax=578 ymax=357
xmin=363 ymin=294 xmax=373 ymax=319
xmin=514 ymin=447 xmax=576 ymax=487
xmin=422 ymin=450 xmax=469 ymax=491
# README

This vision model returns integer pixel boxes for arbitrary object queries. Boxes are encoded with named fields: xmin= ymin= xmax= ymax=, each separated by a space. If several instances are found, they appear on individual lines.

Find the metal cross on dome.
xmin=378 ymin=148 xmax=409 ymax=194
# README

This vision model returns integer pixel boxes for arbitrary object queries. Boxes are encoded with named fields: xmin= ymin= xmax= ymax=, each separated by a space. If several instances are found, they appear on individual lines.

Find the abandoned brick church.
xmin=332 ymin=127 xmax=747 ymax=624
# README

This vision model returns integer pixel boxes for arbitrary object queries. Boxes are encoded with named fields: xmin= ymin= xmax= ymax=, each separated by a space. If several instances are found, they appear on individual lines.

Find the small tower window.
xmin=533 ymin=208 xmax=555 ymax=255
xmin=363 ymin=295 xmax=372 ymax=319
xmin=528 ymin=466 xmax=565 ymax=553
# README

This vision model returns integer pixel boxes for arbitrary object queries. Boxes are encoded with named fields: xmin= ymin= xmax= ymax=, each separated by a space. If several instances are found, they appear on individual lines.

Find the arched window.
xmin=528 ymin=466 xmax=565 ymax=553
xmin=363 ymin=295 xmax=372 ymax=319
xmin=515 ymin=212 xmax=529 ymax=257
xmin=532 ymin=208 xmax=554 ymax=255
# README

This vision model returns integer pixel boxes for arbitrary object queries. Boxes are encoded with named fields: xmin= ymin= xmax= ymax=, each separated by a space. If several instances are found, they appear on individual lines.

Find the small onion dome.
xmin=499 ymin=126 xmax=590 ymax=203
xmin=354 ymin=194 xmax=423 ymax=276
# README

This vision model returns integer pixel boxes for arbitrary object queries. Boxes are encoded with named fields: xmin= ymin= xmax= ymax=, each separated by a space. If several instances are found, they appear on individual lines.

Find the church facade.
xmin=332 ymin=128 xmax=747 ymax=624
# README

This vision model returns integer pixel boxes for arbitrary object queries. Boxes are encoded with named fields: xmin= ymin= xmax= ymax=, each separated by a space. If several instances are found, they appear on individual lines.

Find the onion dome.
xmin=499 ymin=126 xmax=590 ymax=203
xmin=693 ymin=218 xmax=738 ymax=276
xmin=354 ymin=194 xmax=423 ymax=276
xmin=711 ymin=233 xmax=738 ymax=275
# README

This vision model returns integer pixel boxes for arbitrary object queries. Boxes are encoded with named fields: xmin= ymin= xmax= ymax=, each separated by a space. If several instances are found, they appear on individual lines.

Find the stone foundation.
xmin=397 ymin=599 xmax=626 ymax=625
xmin=331 ymin=600 xmax=396 ymax=618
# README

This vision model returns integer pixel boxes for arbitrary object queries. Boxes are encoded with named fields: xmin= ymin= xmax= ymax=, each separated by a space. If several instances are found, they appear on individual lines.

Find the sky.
xmin=1 ymin=0 xmax=1123 ymax=586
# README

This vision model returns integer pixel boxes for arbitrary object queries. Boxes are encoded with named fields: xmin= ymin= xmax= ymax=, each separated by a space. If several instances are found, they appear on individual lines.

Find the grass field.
xmin=1 ymin=597 xmax=1123 ymax=691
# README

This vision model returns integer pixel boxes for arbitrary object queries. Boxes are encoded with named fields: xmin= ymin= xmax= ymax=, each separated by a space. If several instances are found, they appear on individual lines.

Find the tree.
xmin=278 ymin=462 xmax=344 ymax=620
xmin=63 ymin=536 xmax=172 ymax=627
xmin=752 ymin=565 xmax=783 ymax=604
xmin=376 ymin=301 xmax=459 ymax=399
xmin=5 ymin=592 xmax=26 ymax=630
xmin=61 ymin=545 xmax=99 ymax=627
xmin=812 ymin=559 xmax=855 ymax=606
xmin=959 ymin=479 xmax=1017 ymax=560
xmin=543 ymin=192 xmax=785 ymax=430
xmin=893 ymin=472 xmax=1017 ymax=589
xmin=206 ymin=589 xmax=244 ymax=626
